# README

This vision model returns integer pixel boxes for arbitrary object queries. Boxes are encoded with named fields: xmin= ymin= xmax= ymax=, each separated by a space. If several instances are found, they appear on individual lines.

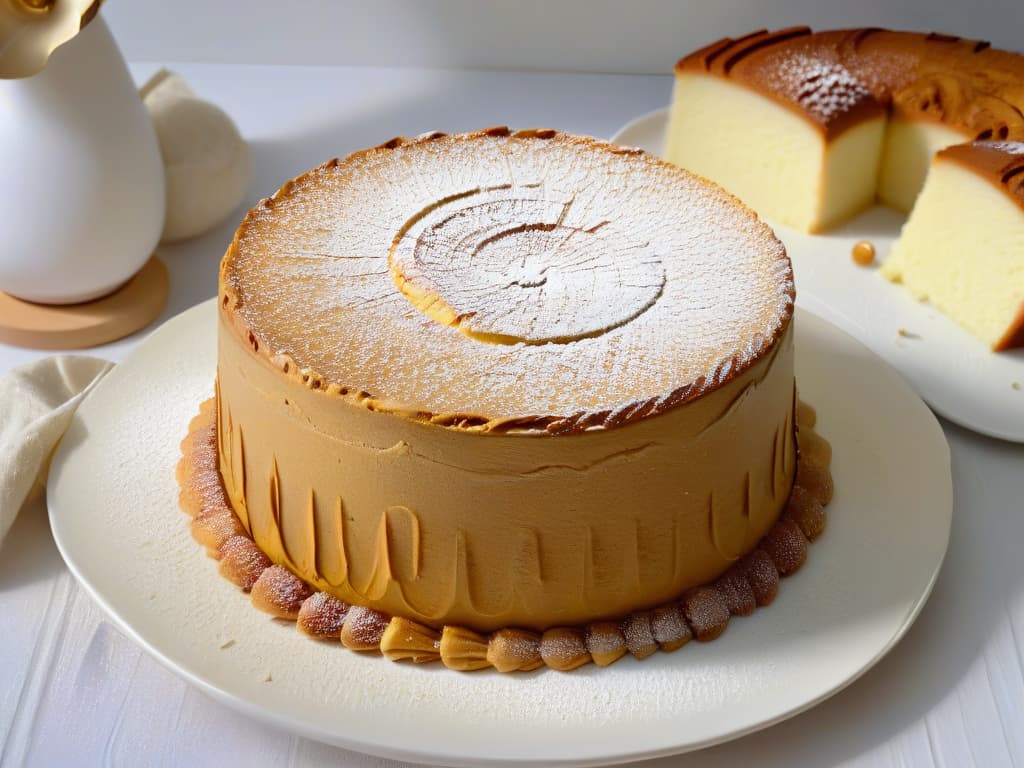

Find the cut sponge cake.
xmin=667 ymin=27 xmax=1024 ymax=350
xmin=882 ymin=142 xmax=1024 ymax=351
xmin=667 ymin=28 xmax=1022 ymax=232
xmin=665 ymin=71 xmax=885 ymax=233
xmin=878 ymin=119 xmax=970 ymax=214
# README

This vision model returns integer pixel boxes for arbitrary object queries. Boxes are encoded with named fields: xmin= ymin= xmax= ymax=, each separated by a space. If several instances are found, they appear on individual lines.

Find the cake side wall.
xmin=215 ymin=309 xmax=797 ymax=632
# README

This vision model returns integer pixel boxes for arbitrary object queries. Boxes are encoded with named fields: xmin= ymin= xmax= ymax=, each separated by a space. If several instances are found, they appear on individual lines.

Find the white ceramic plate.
xmin=612 ymin=108 xmax=1024 ymax=443
xmin=48 ymin=299 xmax=951 ymax=767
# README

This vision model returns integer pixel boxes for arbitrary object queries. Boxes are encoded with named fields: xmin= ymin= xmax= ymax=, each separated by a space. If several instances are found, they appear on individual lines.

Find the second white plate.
xmin=612 ymin=107 xmax=1024 ymax=443
xmin=48 ymin=299 xmax=951 ymax=767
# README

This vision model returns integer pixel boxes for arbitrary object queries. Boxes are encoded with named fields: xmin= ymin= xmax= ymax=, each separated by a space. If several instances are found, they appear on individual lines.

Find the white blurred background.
xmin=106 ymin=0 xmax=1024 ymax=73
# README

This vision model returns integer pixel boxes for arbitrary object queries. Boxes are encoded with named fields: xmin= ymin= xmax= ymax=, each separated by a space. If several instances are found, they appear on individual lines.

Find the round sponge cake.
xmin=216 ymin=127 xmax=796 ymax=631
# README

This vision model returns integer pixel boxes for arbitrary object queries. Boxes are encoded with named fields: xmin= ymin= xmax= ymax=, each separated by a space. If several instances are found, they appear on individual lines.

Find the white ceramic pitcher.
xmin=0 ymin=14 xmax=164 ymax=304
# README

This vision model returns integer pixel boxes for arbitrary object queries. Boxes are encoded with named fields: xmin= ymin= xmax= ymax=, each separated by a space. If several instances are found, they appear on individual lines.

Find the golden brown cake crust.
xmin=938 ymin=140 xmax=1024 ymax=211
xmin=177 ymin=396 xmax=834 ymax=673
xmin=676 ymin=28 xmax=1024 ymax=141
xmin=994 ymin=305 xmax=1024 ymax=352
xmin=220 ymin=127 xmax=794 ymax=435
xmin=934 ymin=141 xmax=1024 ymax=351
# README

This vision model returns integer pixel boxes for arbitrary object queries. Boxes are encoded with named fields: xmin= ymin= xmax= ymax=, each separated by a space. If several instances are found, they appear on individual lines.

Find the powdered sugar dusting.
xmin=775 ymin=54 xmax=871 ymax=123
xmin=252 ymin=564 xmax=312 ymax=615
xmin=979 ymin=140 xmax=1024 ymax=155
xmin=539 ymin=627 xmax=589 ymax=668
xmin=391 ymin=189 xmax=666 ymax=345
xmin=622 ymin=613 xmax=658 ymax=657
xmin=341 ymin=605 xmax=390 ymax=647
xmin=225 ymin=131 xmax=793 ymax=430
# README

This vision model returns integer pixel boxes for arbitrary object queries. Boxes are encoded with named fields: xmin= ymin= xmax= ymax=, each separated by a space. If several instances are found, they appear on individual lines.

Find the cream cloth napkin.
xmin=0 ymin=355 xmax=112 ymax=544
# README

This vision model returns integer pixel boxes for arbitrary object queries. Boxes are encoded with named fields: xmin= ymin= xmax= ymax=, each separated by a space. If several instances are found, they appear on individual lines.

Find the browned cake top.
xmin=677 ymin=27 xmax=1024 ymax=141
xmin=220 ymin=128 xmax=793 ymax=434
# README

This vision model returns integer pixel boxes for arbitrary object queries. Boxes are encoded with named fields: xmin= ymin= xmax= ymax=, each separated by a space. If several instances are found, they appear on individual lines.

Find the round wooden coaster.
xmin=0 ymin=256 xmax=169 ymax=350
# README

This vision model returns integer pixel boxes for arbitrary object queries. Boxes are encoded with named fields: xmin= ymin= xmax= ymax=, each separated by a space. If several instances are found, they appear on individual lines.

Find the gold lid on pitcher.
xmin=0 ymin=0 xmax=102 ymax=78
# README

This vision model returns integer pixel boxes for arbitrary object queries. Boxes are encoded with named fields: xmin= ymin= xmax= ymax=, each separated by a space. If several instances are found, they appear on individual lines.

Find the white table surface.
xmin=1 ymin=62 xmax=1022 ymax=768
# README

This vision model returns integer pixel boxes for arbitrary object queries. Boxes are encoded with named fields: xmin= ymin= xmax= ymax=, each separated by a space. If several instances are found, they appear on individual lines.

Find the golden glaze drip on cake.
xmin=676 ymin=27 xmax=1024 ymax=141
xmin=217 ymin=128 xmax=797 ymax=631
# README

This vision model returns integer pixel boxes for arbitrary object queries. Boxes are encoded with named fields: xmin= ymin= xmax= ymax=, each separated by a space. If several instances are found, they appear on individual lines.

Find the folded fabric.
xmin=0 ymin=355 xmax=112 ymax=545
xmin=141 ymin=68 xmax=250 ymax=244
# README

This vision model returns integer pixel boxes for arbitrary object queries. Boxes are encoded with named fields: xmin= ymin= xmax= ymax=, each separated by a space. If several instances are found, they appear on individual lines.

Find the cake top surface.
xmin=676 ymin=27 xmax=1024 ymax=141
xmin=220 ymin=128 xmax=793 ymax=434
